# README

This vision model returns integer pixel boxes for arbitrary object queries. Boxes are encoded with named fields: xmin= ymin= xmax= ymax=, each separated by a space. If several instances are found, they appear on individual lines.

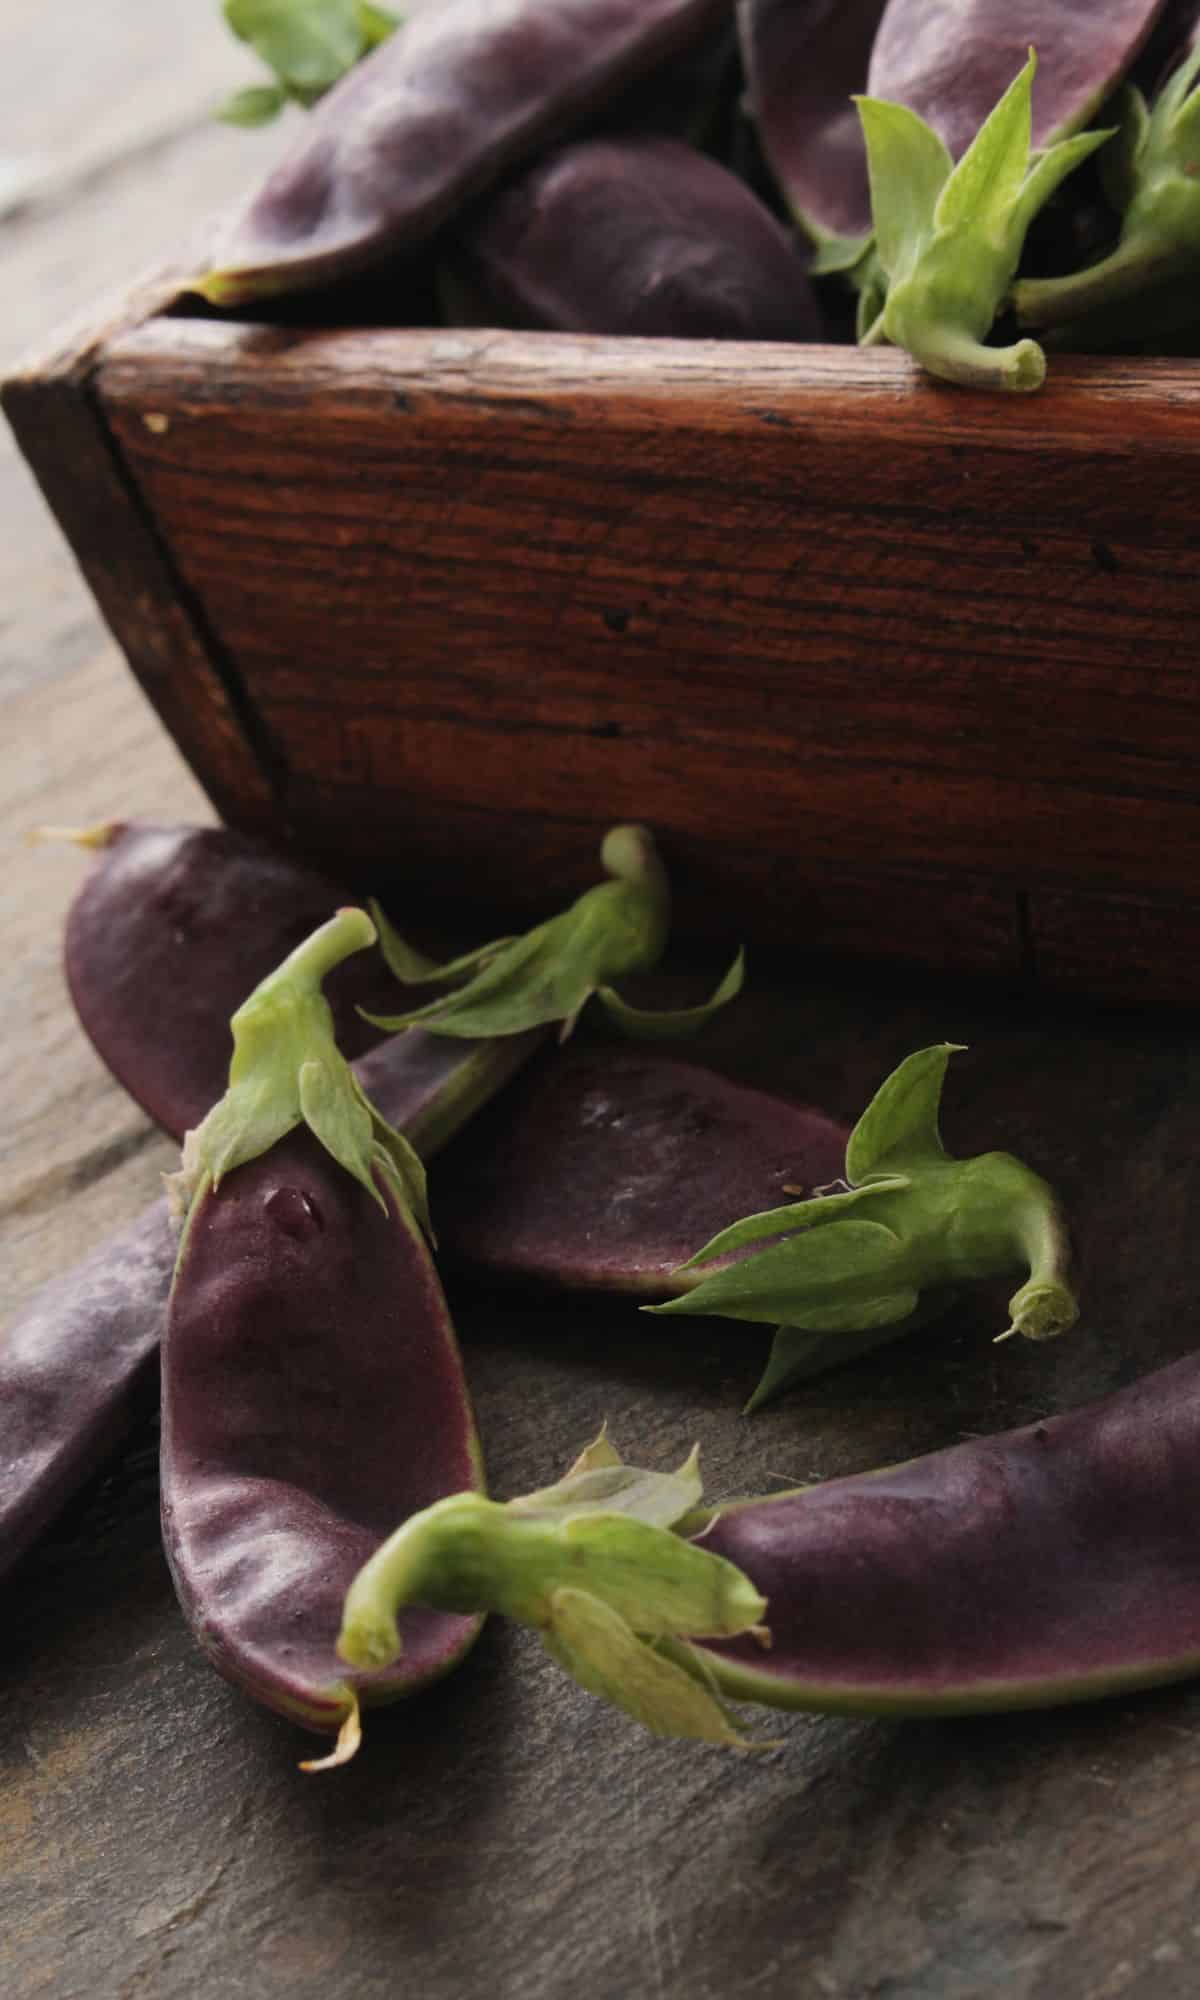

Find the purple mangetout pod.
xmin=62 ymin=822 xmax=399 ymax=1135
xmin=737 ymin=0 xmax=887 ymax=240
xmin=0 ymin=1027 xmax=538 ymax=1590
xmin=198 ymin=0 xmax=730 ymax=304
xmin=866 ymin=0 xmax=1167 ymax=161
xmin=447 ymin=134 xmax=823 ymax=340
xmin=693 ymin=1351 xmax=1200 ymax=1714
xmin=161 ymin=1126 xmax=480 ymax=1747
xmin=433 ymin=1044 xmax=848 ymax=1295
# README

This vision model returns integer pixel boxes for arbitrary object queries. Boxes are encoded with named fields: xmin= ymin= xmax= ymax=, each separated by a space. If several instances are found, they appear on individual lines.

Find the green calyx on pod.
xmin=216 ymin=0 xmax=399 ymax=125
xmin=857 ymin=50 xmax=1112 ymax=391
xmin=649 ymin=1044 xmax=1078 ymax=1409
xmin=363 ymin=824 xmax=744 ymax=1043
xmin=338 ymin=1430 xmax=772 ymax=1749
xmin=166 ymin=905 xmax=427 ymax=1233
xmin=1015 ymin=47 xmax=1200 ymax=332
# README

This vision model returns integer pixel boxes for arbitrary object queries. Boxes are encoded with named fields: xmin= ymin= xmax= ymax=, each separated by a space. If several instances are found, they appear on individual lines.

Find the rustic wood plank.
xmin=2 ymin=283 xmax=285 ymax=833
xmin=85 ymin=320 xmax=1200 ymax=996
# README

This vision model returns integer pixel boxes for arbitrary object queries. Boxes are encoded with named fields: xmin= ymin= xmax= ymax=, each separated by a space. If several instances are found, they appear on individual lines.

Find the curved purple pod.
xmin=447 ymin=134 xmax=823 ymax=341
xmin=693 ymin=1352 xmax=1200 ymax=1714
xmin=63 ymin=822 xmax=398 ymax=1136
xmin=433 ymin=1045 xmax=848 ymax=1295
xmin=867 ymin=0 xmax=1166 ymax=161
xmin=0 ymin=1028 xmax=539 ymax=1588
xmin=161 ymin=1126 xmax=481 ymax=1740
xmin=736 ymin=0 xmax=887 ymax=240
xmin=199 ymin=0 xmax=729 ymax=304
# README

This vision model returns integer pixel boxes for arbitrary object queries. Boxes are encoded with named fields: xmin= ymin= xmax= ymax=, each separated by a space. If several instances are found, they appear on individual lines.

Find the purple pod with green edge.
xmin=198 ymin=0 xmax=731 ymax=305
xmin=867 ymin=0 xmax=1166 ymax=163
xmin=444 ymin=134 xmax=824 ymax=341
xmin=736 ymin=0 xmax=887 ymax=241
xmin=688 ymin=1351 xmax=1200 ymax=1716
xmin=0 ymin=1026 xmax=541 ymax=1588
xmin=431 ymin=1044 xmax=849 ymax=1296
xmin=161 ymin=1125 xmax=482 ymax=1747
xmin=62 ymin=821 xmax=400 ymax=1136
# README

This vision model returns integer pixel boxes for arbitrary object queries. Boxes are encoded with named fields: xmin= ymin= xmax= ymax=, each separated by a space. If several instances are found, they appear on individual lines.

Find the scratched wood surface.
xmin=5 ymin=8 xmax=1200 ymax=1999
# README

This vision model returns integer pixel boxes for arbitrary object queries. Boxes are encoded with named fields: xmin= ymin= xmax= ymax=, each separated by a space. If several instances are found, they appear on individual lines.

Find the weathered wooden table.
xmin=5 ymin=9 xmax=1200 ymax=1997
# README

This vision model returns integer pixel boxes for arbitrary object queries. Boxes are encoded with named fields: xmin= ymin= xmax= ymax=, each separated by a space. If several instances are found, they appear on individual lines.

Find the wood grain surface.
xmin=5 ymin=9 xmax=1200 ymax=2000
xmin=31 ymin=315 xmax=1200 ymax=1000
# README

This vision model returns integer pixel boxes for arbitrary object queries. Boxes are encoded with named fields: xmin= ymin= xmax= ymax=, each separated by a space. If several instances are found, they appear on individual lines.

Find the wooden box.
xmin=6 ymin=280 xmax=1200 ymax=1003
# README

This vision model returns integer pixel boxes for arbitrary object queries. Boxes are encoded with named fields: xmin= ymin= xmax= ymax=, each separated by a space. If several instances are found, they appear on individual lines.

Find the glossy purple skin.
xmin=433 ymin=1045 xmax=849 ymax=1295
xmin=868 ymin=0 xmax=1167 ymax=161
xmin=0 ymin=1029 xmax=536 ymax=1586
xmin=64 ymin=823 xmax=398 ymax=1137
xmin=207 ymin=0 xmax=729 ymax=299
xmin=697 ymin=1352 xmax=1200 ymax=1714
xmin=737 ymin=0 xmax=887 ymax=239
xmin=449 ymin=134 xmax=823 ymax=340
xmin=161 ymin=1129 xmax=481 ymax=1731
xmin=0 ymin=1199 xmax=175 ymax=1577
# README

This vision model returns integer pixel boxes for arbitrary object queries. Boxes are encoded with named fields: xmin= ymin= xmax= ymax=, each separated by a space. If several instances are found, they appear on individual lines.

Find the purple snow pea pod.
xmin=866 ymin=0 xmax=1166 ymax=164
xmin=159 ymin=906 xmax=485 ymax=1762
xmin=338 ymin=1361 xmax=1200 ymax=1748
xmin=58 ymin=820 xmax=400 ymax=1136
xmin=693 ymin=1351 xmax=1200 ymax=1717
xmin=442 ymin=136 xmax=824 ymax=340
xmin=444 ymin=134 xmax=823 ymax=341
xmin=0 ymin=1023 xmax=539 ymax=1589
xmin=195 ymin=0 xmax=730 ymax=304
xmin=736 ymin=0 xmax=887 ymax=244
xmin=433 ymin=1043 xmax=848 ymax=1295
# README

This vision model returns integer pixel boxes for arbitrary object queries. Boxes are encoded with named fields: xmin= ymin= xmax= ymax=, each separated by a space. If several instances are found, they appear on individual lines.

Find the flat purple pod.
xmin=0 ymin=1199 xmax=175 ymax=1577
xmin=0 ymin=1030 xmax=538 ymax=1588
xmin=203 ymin=0 xmax=729 ymax=302
xmin=432 ymin=1046 xmax=849 ymax=1295
xmin=868 ymin=0 xmax=1166 ymax=160
xmin=161 ymin=1129 xmax=482 ymax=1734
xmin=696 ymin=1352 xmax=1200 ymax=1713
xmin=448 ymin=134 xmax=823 ymax=340
xmin=736 ymin=0 xmax=887 ymax=239
xmin=64 ymin=822 xmax=397 ymax=1136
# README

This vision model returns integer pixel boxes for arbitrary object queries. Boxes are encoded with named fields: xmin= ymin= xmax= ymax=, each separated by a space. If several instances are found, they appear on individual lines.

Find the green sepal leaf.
xmin=355 ymin=0 xmax=398 ymax=47
xmin=509 ymin=1434 xmax=703 ymax=1529
xmin=364 ymin=825 xmax=738 ymax=1044
xmin=808 ymin=228 xmax=875 ymax=277
xmin=745 ymin=1296 xmax=921 ymax=1411
xmin=1099 ymin=85 xmax=1150 ymax=214
xmin=166 ymin=907 xmax=425 ymax=1235
xmin=216 ymin=83 xmax=288 ymax=125
xmin=855 ymin=93 xmax=952 ymax=286
xmin=222 ymin=0 xmax=399 ymax=109
xmin=543 ymin=1589 xmax=765 ymax=1749
xmin=671 ymin=1176 xmax=911 ymax=1274
xmin=595 ymin=946 xmax=746 ymax=1039
xmin=652 ymin=1219 xmax=908 ymax=1330
xmin=931 ymin=52 xmax=1032 ymax=239
xmin=369 ymin=897 xmax=504 ymax=987
xmin=846 ymin=1042 xmax=963 ymax=1182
